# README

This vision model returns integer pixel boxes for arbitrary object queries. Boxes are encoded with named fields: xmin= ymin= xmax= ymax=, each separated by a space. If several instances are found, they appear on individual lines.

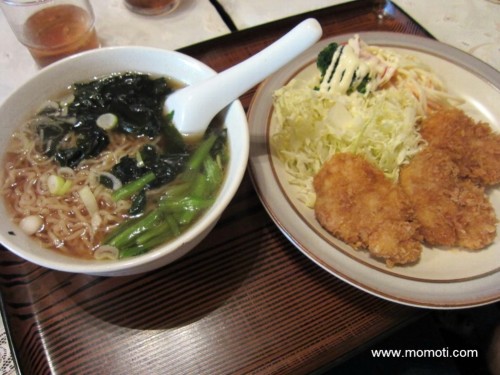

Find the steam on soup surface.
xmin=1 ymin=72 xmax=228 ymax=260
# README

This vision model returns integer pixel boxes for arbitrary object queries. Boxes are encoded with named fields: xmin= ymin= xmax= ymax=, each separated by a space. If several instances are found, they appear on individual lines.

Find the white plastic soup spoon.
xmin=165 ymin=18 xmax=323 ymax=135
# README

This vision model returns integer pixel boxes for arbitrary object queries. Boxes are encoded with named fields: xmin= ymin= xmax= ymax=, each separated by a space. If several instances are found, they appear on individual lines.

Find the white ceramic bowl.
xmin=0 ymin=47 xmax=249 ymax=276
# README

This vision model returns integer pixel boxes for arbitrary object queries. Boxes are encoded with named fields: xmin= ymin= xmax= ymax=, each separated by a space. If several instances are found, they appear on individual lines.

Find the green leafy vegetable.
xmin=112 ymin=171 xmax=156 ymax=201
xmin=129 ymin=190 xmax=147 ymax=216
xmin=105 ymin=128 xmax=227 ymax=258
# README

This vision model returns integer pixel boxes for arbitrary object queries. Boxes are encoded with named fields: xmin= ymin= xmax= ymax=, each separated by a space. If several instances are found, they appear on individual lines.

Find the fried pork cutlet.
xmin=399 ymin=146 xmax=497 ymax=250
xmin=420 ymin=108 xmax=500 ymax=186
xmin=314 ymin=153 xmax=422 ymax=267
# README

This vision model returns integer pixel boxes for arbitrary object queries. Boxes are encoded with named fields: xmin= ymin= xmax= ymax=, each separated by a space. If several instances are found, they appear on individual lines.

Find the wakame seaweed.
xmin=36 ymin=118 xmax=110 ymax=168
xmin=37 ymin=72 xmax=176 ymax=169
xmin=69 ymin=72 xmax=173 ymax=137
xmin=111 ymin=144 xmax=188 ymax=188
xmin=34 ymin=72 xmax=199 ymax=212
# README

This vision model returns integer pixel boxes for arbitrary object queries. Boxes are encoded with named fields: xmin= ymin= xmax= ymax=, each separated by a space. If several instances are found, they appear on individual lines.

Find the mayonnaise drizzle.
xmin=318 ymin=35 xmax=395 ymax=95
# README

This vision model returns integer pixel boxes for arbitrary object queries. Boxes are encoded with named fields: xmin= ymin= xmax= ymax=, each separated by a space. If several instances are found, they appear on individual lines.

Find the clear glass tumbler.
xmin=124 ymin=0 xmax=181 ymax=16
xmin=0 ymin=0 xmax=100 ymax=67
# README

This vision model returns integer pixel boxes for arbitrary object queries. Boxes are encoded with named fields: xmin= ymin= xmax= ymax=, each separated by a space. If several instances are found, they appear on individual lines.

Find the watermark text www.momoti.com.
xmin=371 ymin=347 xmax=478 ymax=359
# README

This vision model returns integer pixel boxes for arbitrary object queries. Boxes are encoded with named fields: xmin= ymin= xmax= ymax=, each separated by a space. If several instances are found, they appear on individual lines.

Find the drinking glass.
xmin=0 ymin=0 xmax=100 ymax=67
xmin=124 ymin=0 xmax=181 ymax=16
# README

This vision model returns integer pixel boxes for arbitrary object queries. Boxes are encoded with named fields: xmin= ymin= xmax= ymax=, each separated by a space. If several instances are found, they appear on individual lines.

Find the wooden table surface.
xmin=0 ymin=2 xmax=430 ymax=374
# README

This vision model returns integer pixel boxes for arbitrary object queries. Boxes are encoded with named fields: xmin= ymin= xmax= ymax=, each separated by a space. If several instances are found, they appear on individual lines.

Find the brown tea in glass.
xmin=23 ymin=4 xmax=99 ymax=67
xmin=124 ymin=0 xmax=180 ymax=15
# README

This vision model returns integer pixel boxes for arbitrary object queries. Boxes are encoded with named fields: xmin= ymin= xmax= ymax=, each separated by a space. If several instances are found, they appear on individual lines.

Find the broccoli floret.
xmin=355 ymin=74 xmax=371 ymax=94
xmin=317 ymin=42 xmax=372 ymax=95
xmin=316 ymin=42 xmax=339 ymax=77
xmin=346 ymin=72 xmax=372 ymax=95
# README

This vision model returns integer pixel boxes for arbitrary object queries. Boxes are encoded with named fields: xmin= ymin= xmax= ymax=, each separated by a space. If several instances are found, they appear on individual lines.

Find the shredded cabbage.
xmin=272 ymin=76 xmax=424 ymax=207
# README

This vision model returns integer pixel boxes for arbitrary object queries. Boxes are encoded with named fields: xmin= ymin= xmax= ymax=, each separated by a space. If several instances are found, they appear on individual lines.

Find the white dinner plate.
xmin=248 ymin=32 xmax=500 ymax=309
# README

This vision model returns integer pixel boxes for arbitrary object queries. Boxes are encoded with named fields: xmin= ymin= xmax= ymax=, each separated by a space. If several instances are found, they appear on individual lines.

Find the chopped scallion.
xmin=96 ymin=113 xmax=119 ymax=130
xmin=48 ymin=174 xmax=72 ymax=196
